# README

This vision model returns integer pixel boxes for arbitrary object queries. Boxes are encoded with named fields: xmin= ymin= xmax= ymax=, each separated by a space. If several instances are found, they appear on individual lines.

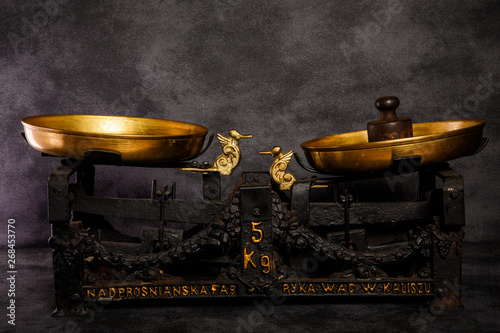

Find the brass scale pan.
xmin=22 ymin=115 xmax=208 ymax=163
xmin=301 ymin=120 xmax=486 ymax=174
xmin=22 ymin=115 xmax=485 ymax=172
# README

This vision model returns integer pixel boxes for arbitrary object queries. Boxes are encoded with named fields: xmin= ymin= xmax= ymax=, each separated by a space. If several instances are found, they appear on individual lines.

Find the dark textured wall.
xmin=1 ymin=0 xmax=499 ymax=246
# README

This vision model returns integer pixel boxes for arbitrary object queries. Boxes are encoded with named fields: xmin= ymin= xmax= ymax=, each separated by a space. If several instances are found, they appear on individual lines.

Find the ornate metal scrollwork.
xmin=182 ymin=130 xmax=252 ymax=175
xmin=260 ymin=146 xmax=296 ymax=190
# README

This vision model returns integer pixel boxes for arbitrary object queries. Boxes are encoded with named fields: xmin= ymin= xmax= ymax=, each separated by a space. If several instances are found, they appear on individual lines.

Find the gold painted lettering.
xmin=308 ymin=284 xmax=316 ymax=294
xmin=425 ymin=283 xmax=431 ymax=293
xmin=418 ymin=283 xmax=423 ymax=294
xmin=362 ymin=283 xmax=376 ymax=293
xmin=401 ymin=283 xmax=407 ymax=294
xmin=243 ymin=248 xmax=256 ymax=269
xmin=220 ymin=285 xmax=228 ymax=295
xmin=348 ymin=283 xmax=355 ymax=293
xmin=290 ymin=283 xmax=297 ymax=293
xmin=283 ymin=284 xmax=290 ymax=294
xmin=87 ymin=289 xmax=95 ymax=298
xmin=337 ymin=284 xmax=347 ymax=293
xmin=392 ymin=283 xmax=399 ymax=293
xmin=410 ymin=283 xmax=417 ymax=294
xmin=251 ymin=221 xmax=263 ymax=243
xmin=299 ymin=283 xmax=307 ymax=293
xmin=383 ymin=283 xmax=391 ymax=293
xmin=86 ymin=284 xmax=242 ymax=299
xmin=261 ymin=255 xmax=271 ymax=274
xmin=98 ymin=289 xmax=107 ymax=298
xmin=322 ymin=283 xmax=336 ymax=293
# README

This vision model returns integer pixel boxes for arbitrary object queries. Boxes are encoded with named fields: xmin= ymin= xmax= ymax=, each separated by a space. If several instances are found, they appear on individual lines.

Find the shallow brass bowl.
xmin=301 ymin=120 xmax=485 ymax=174
xmin=22 ymin=115 xmax=208 ymax=163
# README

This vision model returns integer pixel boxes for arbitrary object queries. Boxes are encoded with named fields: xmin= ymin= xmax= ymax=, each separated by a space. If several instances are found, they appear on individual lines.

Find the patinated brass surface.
xmin=22 ymin=115 xmax=208 ymax=163
xmin=181 ymin=130 xmax=252 ymax=175
xmin=301 ymin=120 xmax=485 ymax=174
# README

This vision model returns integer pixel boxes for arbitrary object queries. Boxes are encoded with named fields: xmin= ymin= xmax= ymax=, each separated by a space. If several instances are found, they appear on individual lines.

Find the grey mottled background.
xmin=0 ymin=0 xmax=499 ymax=247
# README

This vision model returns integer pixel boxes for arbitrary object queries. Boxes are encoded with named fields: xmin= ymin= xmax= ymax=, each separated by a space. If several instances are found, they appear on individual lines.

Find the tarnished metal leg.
xmin=50 ymin=222 xmax=87 ymax=316
xmin=431 ymin=226 xmax=464 ymax=311
xmin=48 ymin=164 xmax=88 ymax=316
xmin=48 ymin=164 xmax=76 ymax=224
xmin=427 ymin=164 xmax=465 ymax=309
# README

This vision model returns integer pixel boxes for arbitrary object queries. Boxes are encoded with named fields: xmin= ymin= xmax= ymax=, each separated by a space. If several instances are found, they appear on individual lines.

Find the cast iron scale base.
xmin=46 ymin=153 xmax=465 ymax=316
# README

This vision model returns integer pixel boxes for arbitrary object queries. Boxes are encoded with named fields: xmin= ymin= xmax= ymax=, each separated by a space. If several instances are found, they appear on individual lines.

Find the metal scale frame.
xmin=46 ymin=140 xmax=467 ymax=316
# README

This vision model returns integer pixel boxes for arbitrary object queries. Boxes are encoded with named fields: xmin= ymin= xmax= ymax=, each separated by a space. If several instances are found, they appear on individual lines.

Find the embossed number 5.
xmin=251 ymin=221 xmax=263 ymax=243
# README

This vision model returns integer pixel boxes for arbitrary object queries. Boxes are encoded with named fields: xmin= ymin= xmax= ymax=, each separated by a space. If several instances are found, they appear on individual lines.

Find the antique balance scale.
xmin=22 ymin=96 xmax=487 ymax=316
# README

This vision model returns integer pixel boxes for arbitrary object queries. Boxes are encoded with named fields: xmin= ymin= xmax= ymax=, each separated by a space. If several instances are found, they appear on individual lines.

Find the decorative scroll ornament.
xmin=260 ymin=146 xmax=296 ymax=190
xmin=182 ymin=130 xmax=252 ymax=175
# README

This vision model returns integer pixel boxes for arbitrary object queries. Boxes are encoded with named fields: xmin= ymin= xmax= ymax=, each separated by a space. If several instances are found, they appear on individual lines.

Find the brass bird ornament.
xmin=260 ymin=146 xmax=296 ymax=190
xmin=182 ymin=130 xmax=252 ymax=175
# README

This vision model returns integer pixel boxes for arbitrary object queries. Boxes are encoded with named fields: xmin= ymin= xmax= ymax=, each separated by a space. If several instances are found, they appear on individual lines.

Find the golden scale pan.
xmin=301 ymin=96 xmax=485 ymax=173
xmin=301 ymin=119 xmax=485 ymax=174
xmin=22 ymin=115 xmax=208 ymax=163
xmin=22 ymin=97 xmax=486 ymax=174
